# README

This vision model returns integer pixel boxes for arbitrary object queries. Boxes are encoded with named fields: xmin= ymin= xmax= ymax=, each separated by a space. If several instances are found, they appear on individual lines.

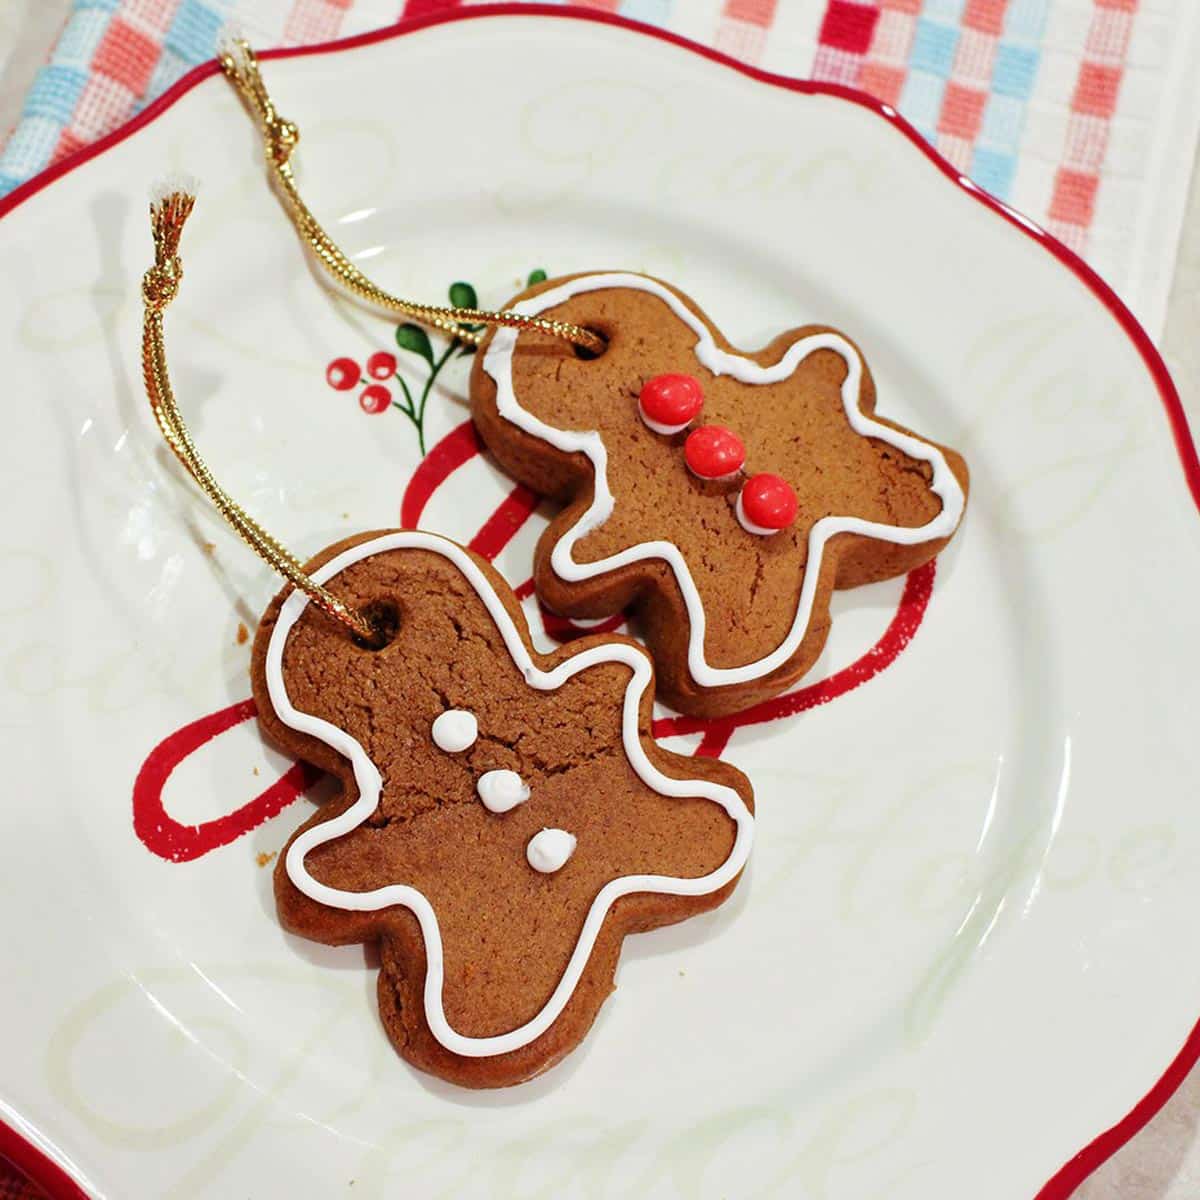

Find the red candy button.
xmin=639 ymin=373 xmax=704 ymax=434
xmin=684 ymin=425 xmax=745 ymax=479
xmin=737 ymin=473 xmax=799 ymax=534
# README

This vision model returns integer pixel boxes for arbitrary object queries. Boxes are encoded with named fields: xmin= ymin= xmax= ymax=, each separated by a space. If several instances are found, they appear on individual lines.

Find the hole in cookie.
xmin=353 ymin=599 xmax=401 ymax=651
xmin=572 ymin=326 xmax=609 ymax=361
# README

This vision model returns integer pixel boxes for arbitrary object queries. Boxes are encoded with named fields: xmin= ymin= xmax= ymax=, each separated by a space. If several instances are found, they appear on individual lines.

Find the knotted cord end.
xmin=144 ymin=183 xmax=197 ymax=309
xmin=216 ymin=37 xmax=604 ymax=355
xmin=138 ymin=178 xmax=377 ymax=645
xmin=219 ymin=36 xmax=299 ymax=168
xmin=217 ymin=32 xmax=257 ymax=97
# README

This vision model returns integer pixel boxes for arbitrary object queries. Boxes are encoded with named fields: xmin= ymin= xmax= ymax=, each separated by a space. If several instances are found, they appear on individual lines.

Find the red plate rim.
xmin=1 ymin=5 xmax=1198 ymax=1197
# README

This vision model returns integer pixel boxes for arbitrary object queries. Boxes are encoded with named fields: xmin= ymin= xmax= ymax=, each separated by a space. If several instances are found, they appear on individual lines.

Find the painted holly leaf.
xmin=527 ymin=269 xmax=547 ymax=286
xmin=396 ymin=323 xmax=434 ymax=366
xmin=449 ymin=280 xmax=478 ymax=309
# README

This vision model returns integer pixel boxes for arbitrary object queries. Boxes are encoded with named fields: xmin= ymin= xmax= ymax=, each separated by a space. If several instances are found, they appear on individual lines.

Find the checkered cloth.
xmin=0 ymin=2 xmax=1197 ymax=1195
xmin=2 ymin=0 xmax=1199 ymax=336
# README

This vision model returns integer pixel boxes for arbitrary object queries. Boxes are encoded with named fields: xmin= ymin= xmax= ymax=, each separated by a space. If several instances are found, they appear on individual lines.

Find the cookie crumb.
xmin=236 ymin=622 xmax=249 ymax=645
xmin=253 ymin=766 xmax=260 ymax=777
xmin=202 ymin=541 xmax=215 ymax=556
xmin=256 ymin=851 xmax=277 ymax=868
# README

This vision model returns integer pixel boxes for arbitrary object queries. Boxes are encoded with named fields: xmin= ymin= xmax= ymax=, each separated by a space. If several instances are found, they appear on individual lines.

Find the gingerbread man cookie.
xmin=252 ymin=530 xmax=754 ymax=1088
xmin=471 ymin=273 xmax=969 ymax=717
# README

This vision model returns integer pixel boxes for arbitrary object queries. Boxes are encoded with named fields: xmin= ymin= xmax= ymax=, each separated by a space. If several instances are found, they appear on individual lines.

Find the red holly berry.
xmin=738 ymin=473 xmax=798 ymax=533
xmin=639 ymin=373 xmax=703 ymax=434
xmin=326 ymin=357 xmax=361 ymax=391
xmin=684 ymin=425 xmax=745 ymax=479
xmin=367 ymin=351 xmax=397 ymax=380
xmin=359 ymin=384 xmax=391 ymax=415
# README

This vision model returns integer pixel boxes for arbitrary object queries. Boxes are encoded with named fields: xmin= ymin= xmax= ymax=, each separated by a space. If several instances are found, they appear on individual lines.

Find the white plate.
xmin=1 ymin=9 xmax=1198 ymax=1199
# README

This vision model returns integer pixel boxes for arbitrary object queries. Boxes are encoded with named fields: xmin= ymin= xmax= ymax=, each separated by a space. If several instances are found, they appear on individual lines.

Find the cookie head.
xmin=471 ymin=273 xmax=969 ymax=717
xmin=251 ymin=531 xmax=754 ymax=1088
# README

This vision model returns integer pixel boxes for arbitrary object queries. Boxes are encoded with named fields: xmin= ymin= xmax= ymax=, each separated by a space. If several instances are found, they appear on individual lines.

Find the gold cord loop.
xmin=217 ymin=39 xmax=605 ymax=355
xmin=142 ymin=189 xmax=376 ymax=642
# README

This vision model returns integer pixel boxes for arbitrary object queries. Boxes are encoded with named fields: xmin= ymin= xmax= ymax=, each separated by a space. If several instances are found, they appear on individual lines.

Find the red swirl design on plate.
xmin=132 ymin=699 xmax=319 ymax=862
xmin=400 ymin=419 xmax=482 ymax=528
xmin=132 ymin=418 xmax=936 ymax=862
xmin=654 ymin=560 xmax=934 ymax=759
xmin=3 ymin=9 xmax=1181 ymax=1198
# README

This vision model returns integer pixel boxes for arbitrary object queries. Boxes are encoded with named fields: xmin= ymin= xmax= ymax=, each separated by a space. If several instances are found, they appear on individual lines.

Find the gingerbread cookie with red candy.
xmin=252 ymin=529 xmax=753 ymax=1088
xmin=471 ymin=273 xmax=970 ymax=717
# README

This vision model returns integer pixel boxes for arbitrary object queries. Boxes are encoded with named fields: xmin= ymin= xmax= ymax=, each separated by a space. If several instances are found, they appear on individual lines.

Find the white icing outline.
xmin=266 ymin=531 xmax=753 ymax=1058
xmin=483 ymin=273 xmax=966 ymax=689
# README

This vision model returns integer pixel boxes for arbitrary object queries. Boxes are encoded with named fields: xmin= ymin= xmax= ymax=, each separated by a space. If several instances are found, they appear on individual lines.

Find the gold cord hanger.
xmin=216 ymin=38 xmax=605 ymax=356
xmin=142 ymin=187 xmax=377 ymax=642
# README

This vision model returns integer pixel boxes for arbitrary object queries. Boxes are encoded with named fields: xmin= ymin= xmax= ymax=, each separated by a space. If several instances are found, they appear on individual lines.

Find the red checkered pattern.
xmin=715 ymin=0 xmax=779 ymax=65
xmin=856 ymin=0 xmax=921 ymax=107
xmin=71 ymin=72 xmax=139 ymax=142
xmin=811 ymin=0 xmax=1015 ymax=175
xmin=51 ymin=0 xmax=183 ymax=162
xmin=121 ymin=0 xmax=181 ymax=33
xmin=1046 ymin=0 xmax=1138 ymax=252
xmin=283 ymin=0 xmax=355 ymax=43
xmin=932 ymin=0 xmax=1011 ymax=172
xmin=93 ymin=18 xmax=162 ymax=93
xmin=0 ymin=4 xmax=1187 ymax=1196
xmin=812 ymin=0 xmax=880 ymax=85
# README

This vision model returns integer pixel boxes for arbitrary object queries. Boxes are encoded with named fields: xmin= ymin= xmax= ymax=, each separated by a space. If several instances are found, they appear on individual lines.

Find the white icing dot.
xmin=431 ymin=709 xmax=477 ymax=753
xmin=526 ymin=828 xmax=577 ymax=873
xmin=476 ymin=769 xmax=530 ymax=813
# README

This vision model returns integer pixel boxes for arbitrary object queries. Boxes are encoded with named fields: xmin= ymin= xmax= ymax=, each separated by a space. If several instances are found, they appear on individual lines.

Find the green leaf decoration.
xmin=527 ymin=268 xmax=547 ymax=286
xmin=395 ymin=323 xmax=434 ymax=365
xmin=449 ymin=281 xmax=478 ymax=309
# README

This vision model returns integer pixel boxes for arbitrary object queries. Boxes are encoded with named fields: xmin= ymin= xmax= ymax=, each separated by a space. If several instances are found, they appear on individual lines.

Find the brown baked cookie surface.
xmin=471 ymin=273 xmax=969 ymax=717
xmin=251 ymin=530 xmax=754 ymax=1089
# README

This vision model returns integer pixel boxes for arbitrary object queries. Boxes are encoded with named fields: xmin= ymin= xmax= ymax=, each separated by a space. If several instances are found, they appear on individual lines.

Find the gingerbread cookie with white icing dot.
xmin=251 ymin=530 xmax=753 ymax=1089
xmin=470 ymin=272 xmax=970 ymax=717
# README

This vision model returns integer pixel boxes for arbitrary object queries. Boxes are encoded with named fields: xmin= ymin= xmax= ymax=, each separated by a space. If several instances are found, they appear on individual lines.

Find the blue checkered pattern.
xmin=971 ymin=0 xmax=1050 ymax=197
xmin=0 ymin=0 xmax=686 ymax=200
xmin=0 ymin=0 xmax=236 ymax=197
xmin=894 ymin=0 xmax=1050 ymax=203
